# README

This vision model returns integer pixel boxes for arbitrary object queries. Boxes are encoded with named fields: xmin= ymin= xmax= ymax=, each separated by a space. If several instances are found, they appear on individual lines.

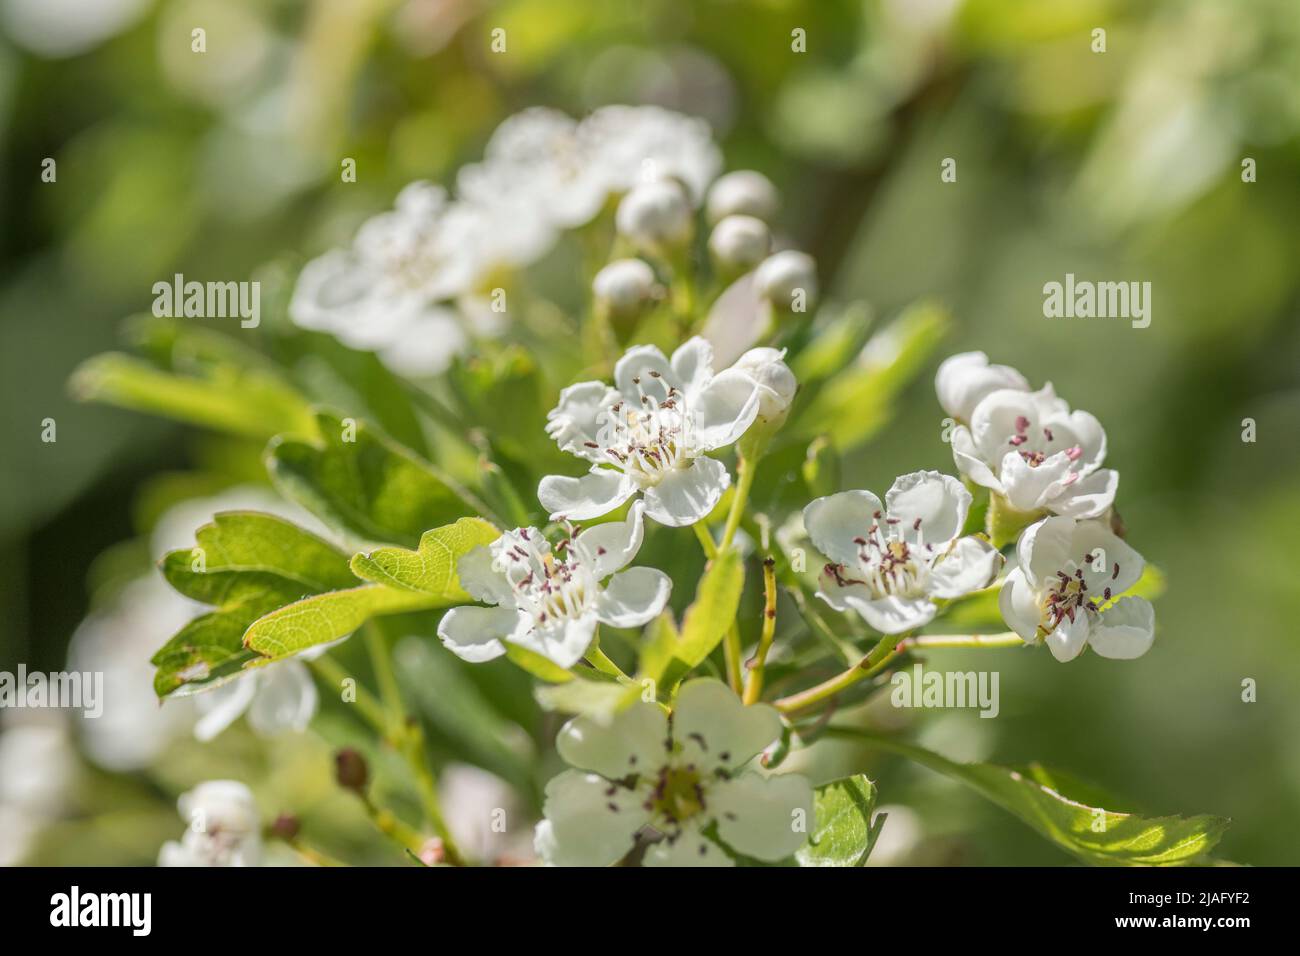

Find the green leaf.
xmin=350 ymin=517 xmax=499 ymax=598
xmin=792 ymin=300 xmax=949 ymax=450
xmin=71 ymin=352 xmax=318 ymax=440
xmin=242 ymin=584 xmax=433 ymax=661
xmin=796 ymin=774 xmax=880 ymax=867
xmin=788 ymin=302 xmax=874 ymax=383
xmin=632 ymin=549 xmax=745 ymax=698
xmin=151 ymin=512 xmax=356 ymax=697
xmin=267 ymin=411 xmax=484 ymax=547
xmin=828 ymin=729 xmax=1229 ymax=866
xmin=535 ymin=675 xmax=629 ymax=718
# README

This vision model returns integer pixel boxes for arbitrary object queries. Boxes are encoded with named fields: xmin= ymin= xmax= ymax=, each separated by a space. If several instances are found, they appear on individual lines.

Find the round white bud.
xmin=593 ymin=258 xmax=658 ymax=315
xmin=708 ymin=215 xmax=771 ymax=272
xmin=732 ymin=347 xmax=797 ymax=423
xmin=615 ymin=179 xmax=693 ymax=252
xmin=755 ymin=250 xmax=818 ymax=312
xmin=706 ymin=170 xmax=780 ymax=225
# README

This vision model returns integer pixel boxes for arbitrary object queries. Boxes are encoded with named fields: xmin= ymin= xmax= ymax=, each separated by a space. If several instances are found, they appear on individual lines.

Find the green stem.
xmin=692 ymin=521 xmax=718 ymax=559
xmin=401 ymin=723 xmax=465 ymax=867
xmin=743 ymin=557 xmax=779 ymax=705
xmin=720 ymin=452 xmax=757 ymax=551
xmin=307 ymin=655 xmax=389 ymax=738
xmin=774 ymin=631 xmax=1023 ymax=715
xmin=586 ymin=644 xmax=634 ymax=684
xmin=364 ymin=624 xmax=403 ymax=728
xmin=723 ymin=624 xmax=744 ymax=695
xmin=284 ymin=837 xmax=347 ymax=867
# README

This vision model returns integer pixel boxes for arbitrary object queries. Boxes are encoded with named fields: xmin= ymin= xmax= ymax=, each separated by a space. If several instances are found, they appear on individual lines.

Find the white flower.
xmin=158 ymin=780 xmax=262 ymax=867
xmin=731 ymin=347 xmax=796 ymax=423
xmin=999 ymin=516 xmax=1154 ymax=662
xmin=934 ymin=351 xmax=1029 ymax=423
xmin=708 ymin=214 xmax=771 ymax=271
xmin=615 ymin=178 xmax=693 ymax=253
xmin=437 ymin=502 xmax=670 ymax=669
xmin=593 ymin=258 xmax=659 ymax=316
xmin=804 ymin=471 xmax=1003 ymax=634
xmin=534 ymin=679 xmax=814 ymax=866
xmin=755 ymin=249 xmax=818 ymax=311
xmin=706 ymin=169 xmax=780 ymax=225
xmin=538 ymin=337 xmax=762 ymax=526
xmin=580 ymin=104 xmax=722 ymax=205
xmin=192 ymin=660 xmax=318 ymax=742
xmin=951 ymin=383 xmax=1119 ymax=519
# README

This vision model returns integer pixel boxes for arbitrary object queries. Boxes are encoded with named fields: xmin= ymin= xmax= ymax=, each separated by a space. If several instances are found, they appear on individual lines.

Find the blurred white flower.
xmin=539 ymin=337 xmax=761 ymax=526
xmin=0 ymin=0 xmax=148 ymax=58
xmin=192 ymin=660 xmax=318 ymax=741
xmin=804 ymin=472 xmax=1002 ymax=634
xmin=580 ymin=104 xmax=722 ymax=205
xmin=535 ymin=679 xmax=814 ymax=866
xmin=158 ymin=780 xmax=262 ymax=867
xmin=999 ymin=516 xmax=1154 ymax=662
xmin=0 ymin=714 xmax=78 ymax=865
xmin=950 ymin=384 xmax=1118 ymax=519
xmin=438 ymin=502 xmax=669 ymax=668
xmin=440 ymin=763 xmax=533 ymax=864
xmin=934 ymin=351 xmax=1029 ymax=423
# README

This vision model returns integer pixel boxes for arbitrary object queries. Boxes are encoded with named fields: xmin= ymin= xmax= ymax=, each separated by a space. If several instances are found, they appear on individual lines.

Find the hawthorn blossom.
xmin=935 ymin=351 xmax=1029 ymax=423
xmin=580 ymin=104 xmax=722 ymax=205
xmin=438 ymin=502 xmax=670 ymax=669
xmin=950 ymin=383 xmax=1119 ymax=519
xmin=803 ymin=471 xmax=1002 ymax=634
xmin=999 ymin=516 xmax=1154 ymax=662
xmin=158 ymin=780 xmax=262 ymax=867
xmin=534 ymin=679 xmax=814 ymax=866
xmin=538 ymin=338 xmax=762 ymax=526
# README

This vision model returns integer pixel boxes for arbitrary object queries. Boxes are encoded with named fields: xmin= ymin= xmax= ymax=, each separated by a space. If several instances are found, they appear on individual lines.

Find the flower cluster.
xmin=937 ymin=352 xmax=1155 ymax=661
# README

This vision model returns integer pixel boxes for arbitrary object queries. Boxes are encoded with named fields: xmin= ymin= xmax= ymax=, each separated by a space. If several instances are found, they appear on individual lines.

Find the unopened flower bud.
xmin=755 ymin=250 xmax=817 ymax=313
xmin=334 ymin=747 xmax=369 ymax=793
xmin=616 ymin=179 xmax=693 ymax=253
xmin=708 ymin=215 xmax=771 ymax=273
xmin=593 ymin=258 xmax=658 ymax=316
xmin=732 ymin=347 xmax=797 ymax=424
xmin=270 ymin=812 xmax=301 ymax=841
xmin=706 ymin=170 xmax=780 ymax=225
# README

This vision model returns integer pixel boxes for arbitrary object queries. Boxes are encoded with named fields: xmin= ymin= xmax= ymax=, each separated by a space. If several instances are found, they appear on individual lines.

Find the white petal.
xmin=689 ymin=368 xmax=760 ymax=451
xmin=998 ymin=450 xmax=1074 ymax=512
xmin=247 ymin=661 xmax=317 ymax=736
xmin=1049 ymin=409 xmax=1108 ymax=473
xmin=1089 ymin=597 xmax=1155 ymax=660
xmin=643 ymin=826 xmax=733 ymax=867
xmin=669 ymin=336 xmax=716 ymax=400
xmin=673 ymin=679 xmax=780 ymax=772
xmin=928 ymin=536 xmax=1002 ymax=599
xmin=813 ymin=574 xmax=876 ymax=614
xmin=845 ymin=593 xmax=937 ymax=635
xmin=970 ymin=385 xmax=1064 ymax=462
xmin=803 ymin=490 xmax=885 ymax=567
xmin=998 ymin=568 xmax=1043 ymax=642
xmin=574 ymin=501 xmax=645 ymax=579
xmin=1018 ymin=516 xmax=1076 ymax=589
xmin=1068 ymin=519 xmax=1145 ymax=595
xmin=193 ymin=675 xmax=257 ymax=741
xmin=641 ymin=457 xmax=729 ymax=526
xmin=512 ymin=611 xmax=598 ymax=669
xmin=597 ymin=567 xmax=673 ymax=628
xmin=538 ymin=468 xmax=636 ymax=522
xmin=536 ymin=770 xmax=650 ymax=866
xmin=884 ymin=470 xmax=970 ymax=546
xmin=1051 ymin=468 xmax=1119 ymax=519
xmin=935 ymin=351 xmax=1028 ymax=422
xmin=1044 ymin=612 xmax=1091 ymax=662
xmin=436 ymin=605 xmax=524 ymax=663
xmin=545 ymin=381 xmax=619 ymax=462
xmin=614 ymin=344 xmax=675 ymax=399
xmin=711 ymin=773 xmax=815 ymax=862
xmin=456 ymin=543 xmax=514 ymax=606
xmin=556 ymin=702 xmax=669 ymax=779
xmin=951 ymin=425 xmax=1002 ymax=491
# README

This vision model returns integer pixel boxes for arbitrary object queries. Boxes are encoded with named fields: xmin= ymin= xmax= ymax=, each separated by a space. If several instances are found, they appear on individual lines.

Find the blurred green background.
xmin=2 ymin=0 xmax=1298 ymax=865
